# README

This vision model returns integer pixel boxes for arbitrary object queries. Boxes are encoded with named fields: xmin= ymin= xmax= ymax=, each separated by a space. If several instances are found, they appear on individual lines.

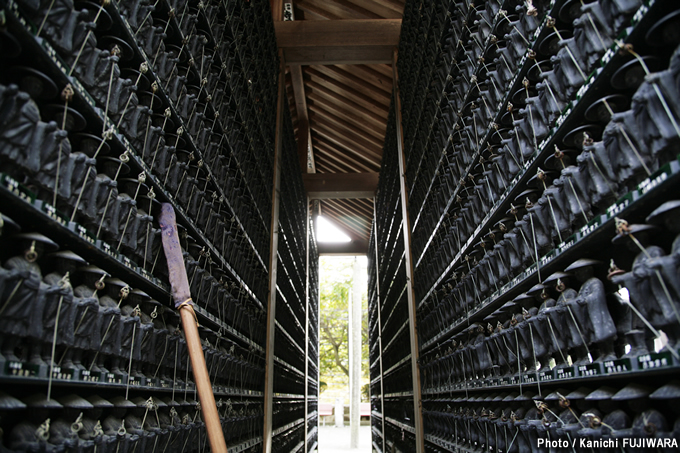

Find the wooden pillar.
xmin=350 ymin=257 xmax=362 ymax=448
xmin=372 ymin=210 xmax=386 ymax=453
xmin=270 ymin=0 xmax=283 ymax=21
xmin=304 ymin=196 xmax=310 ymax=452
xmin=263 ymin=50 xmax=286 ymax=453
xmin=392 ymin=49 xmax=425 ymax=453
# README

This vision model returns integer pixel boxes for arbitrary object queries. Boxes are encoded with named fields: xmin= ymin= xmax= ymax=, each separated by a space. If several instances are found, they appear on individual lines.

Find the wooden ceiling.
xmin=273 ymin=0 xmax=404 ymax=254
xmin=292 ymin=0 xmax=403 ymax=20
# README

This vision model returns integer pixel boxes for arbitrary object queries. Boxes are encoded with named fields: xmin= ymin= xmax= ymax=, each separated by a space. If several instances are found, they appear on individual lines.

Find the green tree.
xmin=318 ymin=257 xmax=369 ymax=391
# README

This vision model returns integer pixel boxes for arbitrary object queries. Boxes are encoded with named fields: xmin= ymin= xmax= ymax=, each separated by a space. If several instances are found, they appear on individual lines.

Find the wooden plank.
xmin=393 ymin=50 xmax=424 ymax=453
xmin=308 ymin=104 xmax=385 ymax=142
xmin=271 ymin=0 xmax=283 ymax=21
xmin=320 ymin=204 xmax=366 ymax=240
xmin=326 ymin=200 xmax=372 ymax=227
xmin=306 ymin=80 xmax=389 ymax=121
xmin=295 ymin=1 xmax=342 ymax=20
xmin=263 ymin=51 xmax=286 ymax=453
xmin=321 ymin=209 xmax=368 ymax=241
xmin=372 ymin=209 xmax=387 ymax=453
xmin=275 ymin=19 xmax=401 ymax=48
xmin=290 ymin=65 xmax=315 ymax=173
xmin=312 ymin=124 xmax=382 ymax=163
xmin=284 ymin=45 xmax=394 ymax=65
xmin=303 ymin=172 xmax=378 ymax=199
xmin=311 ymin=115 xmax=383 ymax=151
xmin=317 ymin=240 xmax=369 ymax=255
xmin=307 ymin=93 xmax=387 ymax=130
xmin=309 ymin=109 xmax=384 ymax=148
xmin=371 ymin=0 xmax=405 ymax=12
xmin=304 ymin=196 xmax=310 ymax=453
xmin=371 ymin=63 xmax=394 ymax=78
xmin=311 ymin=65 xmax=391 ymax=103
xmin=344 ymin=198 xmax=375 ymax=217
xmin=323 ymin=201 xmax=371 ymax=234
xmin=306 ymin=69 xmax=389 ymax=117
xmin=314 ymin=155 xmax=357 ymax=174
xmin=313 ymin=134 xmax=380 ymax=172
xmin=355 ymin=202 xmax=376 ymax=218
xmin=312 ymin=122 xmax=383 ymax=165
xmin=344 ymin=0 xmax=403 ymax=18
xmin=314 ymin=151 xmax=362 ymax=173
xmin=314 ymin=141 xmax=376 ymax=172
xmin=301 ymin=0 xmax=382 ymax=19
xmin=336 ymin=64 xmax=393 ymax=93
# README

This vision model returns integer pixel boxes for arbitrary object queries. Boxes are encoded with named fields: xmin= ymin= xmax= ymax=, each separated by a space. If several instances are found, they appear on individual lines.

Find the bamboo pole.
xmin=158 ymin=203 xmax=227 ymax=453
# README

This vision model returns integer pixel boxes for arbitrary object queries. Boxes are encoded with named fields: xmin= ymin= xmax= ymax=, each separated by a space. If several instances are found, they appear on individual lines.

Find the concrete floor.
xmin=317 ymin=424 xmax=372 ymax=452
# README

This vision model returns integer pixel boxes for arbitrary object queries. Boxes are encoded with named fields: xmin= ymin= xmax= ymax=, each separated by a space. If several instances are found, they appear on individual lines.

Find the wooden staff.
xmin=159 ymin=203 xmax=227 ymax=453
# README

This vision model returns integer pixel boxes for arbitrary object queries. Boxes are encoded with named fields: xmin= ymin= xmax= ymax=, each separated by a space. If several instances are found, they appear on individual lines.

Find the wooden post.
xmin=304 ymin=196 xmax=310 ymax=452
xmin=350 ymin=257 xmax=362 ymax=448
xmin=392 ymin=49 xmax=425 ymax=453
xmin=263 ymin=50 xmax=286 ymax=453
xmin=372 ymin=210 xmax=386 ymax=453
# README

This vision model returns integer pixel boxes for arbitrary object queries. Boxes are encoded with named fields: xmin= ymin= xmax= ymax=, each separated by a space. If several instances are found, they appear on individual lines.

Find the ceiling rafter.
xmin=325 ymin=198 xmax=373 ymax=226
xmin=290 ymin=65 xmax=315 ymax=172
xmin=308 ymin=103 xmax=385 ymax=141
xmin=335 ymin=64 xmax=393 ymax=92
xmin=294 ymin=2 xmax=342 ymax=20
xmin=309 ymin=110 xmax=384 ymax=147
xmin=313 ymin=154 xmax=360 ymax=173
xmin=279 ymin=0 xmax=406 ymax=253
xmin=297 ymin=0 xmax=380 ymax=19
xmin=313 ymin=141 xmax=378 ymax=172
xmin=312 ymin=122 xmax=382 ymax=161
xmin=310 ymin=65 xmax=391 ymax=104
xmin=312 ymin=120 xmax=382 ymax=158
xmin=322 ymin=205 xmax=368 ymax=237
xmin=305 ymin=69 xmax=389 ymax=117
xmin=307 ymin=83 xmax=388 ymax=123
xmin=343 ymin=0 xmax=403 ymax=18
xmin=322 ymin=205 xmax=370 ymax=240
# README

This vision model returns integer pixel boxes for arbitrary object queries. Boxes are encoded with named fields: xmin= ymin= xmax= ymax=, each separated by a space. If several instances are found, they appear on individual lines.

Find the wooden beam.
xmin=344 ymin=0 xmax=403 ymax=18
xmin=304 ymin=195 xmax=310 ymax=453
xmin=304 ymin=172 xmax=378 ymax=199
xmin=324 ymin=201 xmax=371 ymax=230
xmin=318 ymin=240 xmax=369 ymax=255
xmin=275 ymin=19 xmax=401 ymax=48
xmin=336 ymin=64 xmax=393 ymax=93
xmin=319 ymin=206 xmax=365 ymax=241
xmin=306 ymin=70 xmax=389 ymax=118
xmin=370 ymin=0 xmax=405 ymax=13
xmin=308 ymin=95 xmax=385 ymax=131
xmin=393 ymin=50 xmax=425 ymax=453
xmin=310 ymin=112 xmax=384 ymax=150
xmin=283 ymin=46 xmax=394 ymax=65
xmin=295 ymin=1 xmax=342 ymax=20
xmin=271 ymin=0 xmax=283 ymax=21
xmin=323 ymin=203 xmax=371 ymax=239
xmin=311 ymin=65 xmax=391 ymax=105
xmin=315 ymin=141 xmax=375 ymax=172
xmin=315 ymin=152 xmax=362 ymax=173
xmin=290 ymin=65 xmax=315 ymax=173
xmin=306 ymin=78 xmax=388 ymax=120
xmin=299 ymin=0 xmax=382 ymax=19
xmin=263 ymin=51 xmax=286 ymax=453
xmin=314 ymin=155 xmax=356 ymax=174
xmin=313 ymin=125 xmax=382 ymax=164
xmin=344 ymin=198 xmax=374 ymax=217
xmin=371 ymin=208 xmax=386 ymax=453
xmin=308 ymin=104 xmax=384 ymax=142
